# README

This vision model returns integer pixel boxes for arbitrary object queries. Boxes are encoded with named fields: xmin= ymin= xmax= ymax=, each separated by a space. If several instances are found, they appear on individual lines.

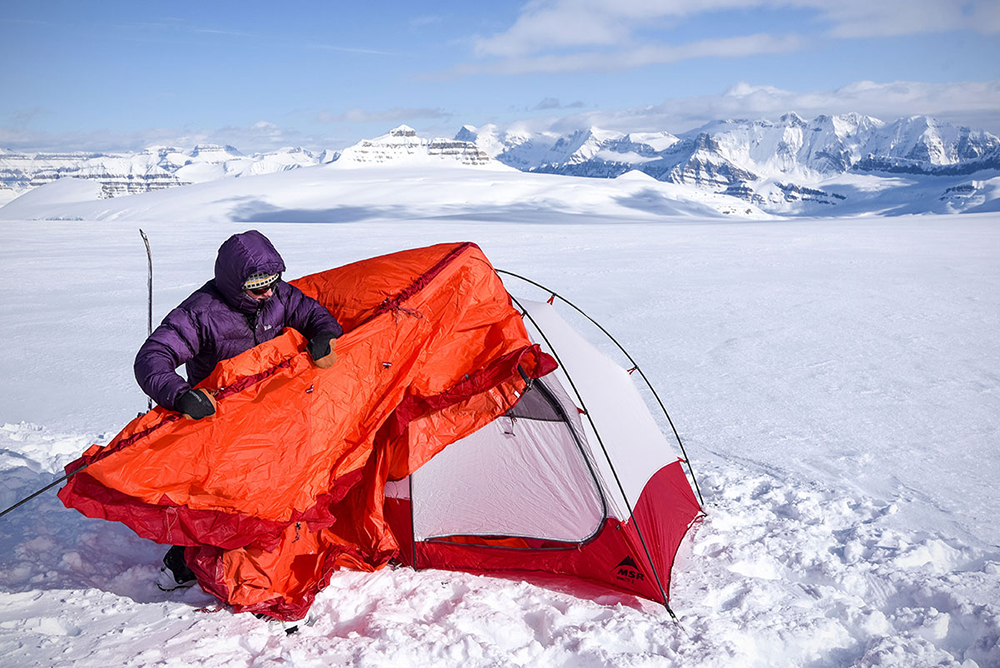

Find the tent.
xmin=383 ymin=291 xmax=704 ymax=613
xmin=58 ymin=241 xmax=702 ymax=620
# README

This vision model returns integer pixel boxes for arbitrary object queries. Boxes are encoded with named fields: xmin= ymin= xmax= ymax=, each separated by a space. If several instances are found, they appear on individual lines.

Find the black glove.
xmin=307 ymin=332 xmax=337 ymax=361
xmin=176 ymin=389 xmax=216 ymax=420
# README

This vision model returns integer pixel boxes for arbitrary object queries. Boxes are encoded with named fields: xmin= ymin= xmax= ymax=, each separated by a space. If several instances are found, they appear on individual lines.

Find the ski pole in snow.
xmin=140 ymin=229 xmax=153 ymax=412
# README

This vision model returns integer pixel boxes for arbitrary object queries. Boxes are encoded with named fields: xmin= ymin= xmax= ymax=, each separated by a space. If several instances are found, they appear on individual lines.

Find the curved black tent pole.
xmin=0 ymin=466 xmax=88 ymax=520
xmin=495 ymin=269 xmax=705 ymax=509
xmin=140 ymin=229 xmax=153 ymax=412
xmin=503 ymin=290 xmax=676 ymax=620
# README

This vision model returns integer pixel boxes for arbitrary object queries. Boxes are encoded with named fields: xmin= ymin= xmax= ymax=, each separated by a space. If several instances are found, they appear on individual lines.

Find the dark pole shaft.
xmin=495 ymin=268 xmax=706 ymax=509
xmin=0 ymin=465 xmax=89 ymax=519
xmin=139 ymin=229 xmax=153 ymax=412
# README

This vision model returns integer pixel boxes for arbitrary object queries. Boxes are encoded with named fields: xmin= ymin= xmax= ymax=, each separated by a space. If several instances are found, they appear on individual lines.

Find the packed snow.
xmin=0 ymin=163 xmax=998 ymax=666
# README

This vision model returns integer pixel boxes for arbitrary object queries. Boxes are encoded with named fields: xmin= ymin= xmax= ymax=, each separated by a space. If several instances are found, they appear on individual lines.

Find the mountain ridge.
xmin=3 ymin=113 xmax=999 ymax=215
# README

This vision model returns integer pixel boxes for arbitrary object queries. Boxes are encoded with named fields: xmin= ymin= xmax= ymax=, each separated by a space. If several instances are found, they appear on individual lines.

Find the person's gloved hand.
xmin=176 ymin=389 xmax=217 ymax=420
xmin=307 ymin=332 xmax=338 ymax=369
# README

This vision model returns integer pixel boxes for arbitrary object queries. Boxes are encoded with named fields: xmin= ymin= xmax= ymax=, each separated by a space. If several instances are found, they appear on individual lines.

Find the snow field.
xmin=1 ymin=422 xmax=997 ymax=667
xmin=1 ymin=190 xmax=998 ymax=665
xmin=681 ymin=465 xmax=999 ymax=667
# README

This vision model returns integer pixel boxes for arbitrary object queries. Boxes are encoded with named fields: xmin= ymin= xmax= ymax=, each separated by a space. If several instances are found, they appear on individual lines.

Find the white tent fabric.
xmin=386 ymin=298 xmax=676 ymax=541
xmin=409 ymin=415 xmax=604 ymax=541
xmin=518 ymin=299 xmax=676 ymax=518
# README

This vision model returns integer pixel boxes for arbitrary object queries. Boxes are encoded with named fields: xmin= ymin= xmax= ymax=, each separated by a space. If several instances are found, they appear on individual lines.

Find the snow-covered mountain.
xmin=463 ymin=114 xmax=998 ymax=179
xmin=0 ymin=144 xmax=338 ymax=202
xmin=3 ymin=114 xmax=999 ymax=215
xmin=459 ymin=114 xmax=1000 ymax=215
xmin=336 ymin=125 xmax=492 ymax=167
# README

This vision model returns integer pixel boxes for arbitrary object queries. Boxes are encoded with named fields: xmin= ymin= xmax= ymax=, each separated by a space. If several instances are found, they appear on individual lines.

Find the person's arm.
xmin=282 ymin=283 xmax=342 ymax=367
xmin=134 ymin=307 xmax=201 ymax=410
xmin=282 ymin=283 xmax=343 ymax=341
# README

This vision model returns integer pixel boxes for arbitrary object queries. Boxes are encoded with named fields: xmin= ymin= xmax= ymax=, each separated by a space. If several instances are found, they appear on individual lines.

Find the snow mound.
xmin=0 ymin=164 xmax=768 ymax=222
xmin=1 ymin=178 xmax=104 ymax=218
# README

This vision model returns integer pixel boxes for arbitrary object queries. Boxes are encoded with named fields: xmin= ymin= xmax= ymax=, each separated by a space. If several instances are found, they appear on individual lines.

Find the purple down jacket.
xmin=134 ymin=230 xmax=342 ymax=410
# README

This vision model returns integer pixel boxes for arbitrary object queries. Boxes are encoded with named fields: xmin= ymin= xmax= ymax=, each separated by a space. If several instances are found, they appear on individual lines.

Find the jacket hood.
xmin=213 ymin=230 xmax=286 ymax=312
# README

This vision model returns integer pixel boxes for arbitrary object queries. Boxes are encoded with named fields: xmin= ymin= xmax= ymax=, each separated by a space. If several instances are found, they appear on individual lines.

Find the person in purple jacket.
xmin=134 ymin=229 xmax=342 ymax=589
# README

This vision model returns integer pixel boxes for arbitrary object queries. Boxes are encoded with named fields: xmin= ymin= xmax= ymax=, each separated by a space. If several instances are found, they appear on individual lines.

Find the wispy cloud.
xmin=7 ymin=107 xmax=46 ymax=129
xmin=194 ymin=28 xmax=255 ymax=38
xmin=532 ymin=79 xmax=1000 ymax=135
xmin=532 ymin=98 xmax=585 ymax=111
xmin=457 ymin=0 xmax=999 ymax=76
xmin=818 ymin=0 xmax=1000 ymax=38
xmin=316 ymin=107 xmax=452 ymax=124
xmin=410 ymin=15 xmax=444 ymax=30
xmin=4 ymin=79 xmax=997 ymax=154
xmin=452 ymin=33 xmax=804 ymax=76
xmin=0 ymin=120 xmax=339 ymax=155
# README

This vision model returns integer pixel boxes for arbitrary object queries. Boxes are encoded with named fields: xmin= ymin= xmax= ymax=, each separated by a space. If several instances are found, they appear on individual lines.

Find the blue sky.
xmin=2 ymin=0 xmax=999 ymax=152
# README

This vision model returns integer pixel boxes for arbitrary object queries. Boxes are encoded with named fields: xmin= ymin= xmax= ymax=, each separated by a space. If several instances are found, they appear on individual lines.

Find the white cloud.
xmin=454 ymin=33 xmax=803 ymax=76
xmin=474 ymin=2 xmax=632 ymax=58
xmin=818 ymin=0 xmax=1000 ymax=38
xmin=463 ymin=0 xmax=999 ymax=75
xmin=532 ymin=98 xmax=586 ymax=111
xmin=535 ymin=78 xmax=1000 ymax=135
xmin=4 ymin=80 xmax=997 ymax=155
xmin=0 ymin=121 xmax=336 ymax=155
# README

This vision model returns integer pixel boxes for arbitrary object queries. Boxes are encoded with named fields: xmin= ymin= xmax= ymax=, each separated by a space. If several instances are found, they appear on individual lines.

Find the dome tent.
xmin=384 ymin=290 xmax=704 ymax=614
xmin=58 ymin=242 xmax=702 ymax=620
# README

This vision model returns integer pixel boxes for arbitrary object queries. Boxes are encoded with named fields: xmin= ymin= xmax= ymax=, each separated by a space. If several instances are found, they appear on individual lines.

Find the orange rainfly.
xmin=59 ymin=242 xmax=556 ymax=620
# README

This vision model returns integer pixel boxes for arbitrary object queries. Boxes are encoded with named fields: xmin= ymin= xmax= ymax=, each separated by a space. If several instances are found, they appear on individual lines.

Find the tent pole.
xmin=0 ymin=465 xmax=90 ymax=520
xmin=409 ymin=474 xmax=418 ymax=569
xmin=496 ymin=269 xmax=706 ymax=509
xmin=506 ymin=291 xmax=674 ymax=613
xmin=139 ymin=229 xmax=153 ymax=413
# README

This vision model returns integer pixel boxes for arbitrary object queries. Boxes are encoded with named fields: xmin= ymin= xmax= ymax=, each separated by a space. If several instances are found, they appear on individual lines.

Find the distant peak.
xmin=191 ymin=144 xmax=243 ymax=157
xmin=780 ymin=112 xmax=806 ymax=127
xmin=454 ymin=126 xmax=478 ymax=142
xmin=389 ymin=125 xmax=417 ymax=137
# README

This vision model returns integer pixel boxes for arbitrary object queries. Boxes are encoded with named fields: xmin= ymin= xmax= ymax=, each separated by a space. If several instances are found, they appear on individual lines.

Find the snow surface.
xmin=1 ymin=166 xmax=998 ymax=666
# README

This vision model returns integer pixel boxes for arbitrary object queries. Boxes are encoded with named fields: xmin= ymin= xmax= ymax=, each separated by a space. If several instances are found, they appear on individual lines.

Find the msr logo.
xmin=614 ymin=556 xmax=645 ymax=582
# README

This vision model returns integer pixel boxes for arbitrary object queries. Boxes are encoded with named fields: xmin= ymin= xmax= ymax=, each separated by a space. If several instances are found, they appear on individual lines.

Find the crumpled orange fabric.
xmin=60 ymin=242 xmax=556 ymax=619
